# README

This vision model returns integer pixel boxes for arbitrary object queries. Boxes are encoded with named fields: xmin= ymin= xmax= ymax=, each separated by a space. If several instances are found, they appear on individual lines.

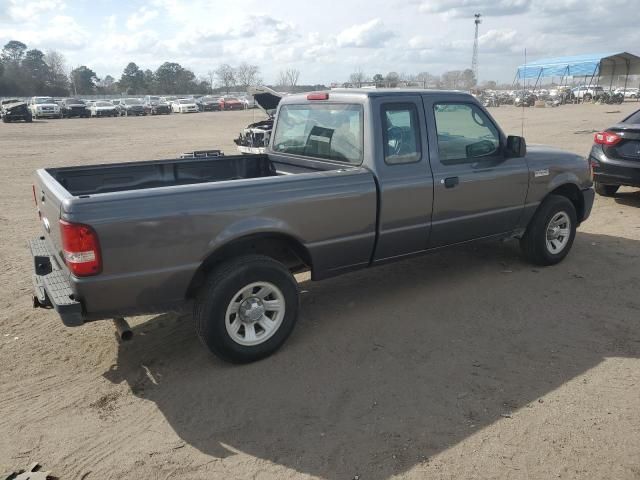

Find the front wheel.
xmin=595 ymin=182 xmax=619 ymax=197
xmin=194 ymin=255 xmax=299 ymax=363
xmin=520 ymin=195 xmax=577 ymax=266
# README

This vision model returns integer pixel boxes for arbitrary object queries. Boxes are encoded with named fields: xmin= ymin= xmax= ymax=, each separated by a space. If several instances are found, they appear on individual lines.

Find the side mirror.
xmin=506 ymin=135 xmax=527 ymax=158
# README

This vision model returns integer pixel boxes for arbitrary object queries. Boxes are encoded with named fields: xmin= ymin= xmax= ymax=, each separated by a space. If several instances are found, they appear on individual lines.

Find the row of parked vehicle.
xmin=478 ymin=86 xmax=639 ymax=108
xmin=0 ymin=94 xmax=253 ymax=123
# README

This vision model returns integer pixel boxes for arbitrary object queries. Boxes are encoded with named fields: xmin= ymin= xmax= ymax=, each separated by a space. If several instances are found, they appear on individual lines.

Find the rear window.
xmin=272 ymin=103 xmax=363 ymax=165
xmin=624 ymin=110 xmax=640 ymax=124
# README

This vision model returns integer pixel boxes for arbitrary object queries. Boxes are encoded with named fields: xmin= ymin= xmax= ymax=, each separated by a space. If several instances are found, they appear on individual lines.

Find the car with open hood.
xmin=1 ymin=99 xmax=32 ymax=123
xmin=234 ymin=86 xmax=283 ymax=154
xmin=28 ymin=96 xmax=62 ymax=119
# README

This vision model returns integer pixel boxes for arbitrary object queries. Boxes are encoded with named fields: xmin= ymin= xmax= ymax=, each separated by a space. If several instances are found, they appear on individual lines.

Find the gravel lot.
xmin=1 ymin=103 xmax=639 ymax=479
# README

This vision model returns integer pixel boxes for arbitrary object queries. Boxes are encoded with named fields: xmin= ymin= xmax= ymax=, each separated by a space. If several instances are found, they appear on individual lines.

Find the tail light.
xmin=594 ymin=131 xmax=622 ymax=146
xmin=59 ymin=220 xmax=102 ymax=276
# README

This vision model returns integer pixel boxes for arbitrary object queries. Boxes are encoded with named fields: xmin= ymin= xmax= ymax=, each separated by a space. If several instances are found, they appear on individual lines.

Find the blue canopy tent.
xmin=515 ymin=52 xmax=640 ymax=93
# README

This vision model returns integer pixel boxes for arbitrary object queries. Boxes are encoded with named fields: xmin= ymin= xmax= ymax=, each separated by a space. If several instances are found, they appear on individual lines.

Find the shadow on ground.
xmin=614 ymin=189 xmax=640 ymax=208
xmin=104 ymin=232 xmax=640 ymax=479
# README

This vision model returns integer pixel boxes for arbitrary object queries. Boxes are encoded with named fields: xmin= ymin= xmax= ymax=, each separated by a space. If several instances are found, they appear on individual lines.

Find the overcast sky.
xmin=0 ymin=0 xmax=638 ymax=85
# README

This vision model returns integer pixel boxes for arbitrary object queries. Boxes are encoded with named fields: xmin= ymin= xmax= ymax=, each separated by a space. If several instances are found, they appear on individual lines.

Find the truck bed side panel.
xmin=61 ymin=169 xmax=377 ymax=317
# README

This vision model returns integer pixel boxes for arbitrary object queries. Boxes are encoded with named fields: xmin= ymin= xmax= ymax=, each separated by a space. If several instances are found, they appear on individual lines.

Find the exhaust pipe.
xmin=113 ymin=317 xmax=133 ymax=342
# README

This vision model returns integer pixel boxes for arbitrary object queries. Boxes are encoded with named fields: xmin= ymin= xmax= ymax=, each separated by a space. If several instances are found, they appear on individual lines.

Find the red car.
xmin=219 ymin=97 xmax=244 ymax=111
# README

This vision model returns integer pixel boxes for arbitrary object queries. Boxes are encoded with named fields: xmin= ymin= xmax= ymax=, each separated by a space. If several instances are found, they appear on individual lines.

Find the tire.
xmin=583 ymin=93 xmax=592 ymax=102
xmin=194 ymin=255 xmax=299 ymax=363
xmin=25 ymin=115 xmax=32 ymax=123
xmin=594 ymin=182 xmax=619 ymax=197
xmin=2 ymin=116 xmax=9 ymax=123
xmin=520 ymin=194 xmax=577 ymax=266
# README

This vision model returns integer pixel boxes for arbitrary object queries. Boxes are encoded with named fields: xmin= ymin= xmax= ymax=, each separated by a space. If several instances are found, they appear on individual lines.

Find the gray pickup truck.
xmin=30 ymin=89 xmax=594 ymax=362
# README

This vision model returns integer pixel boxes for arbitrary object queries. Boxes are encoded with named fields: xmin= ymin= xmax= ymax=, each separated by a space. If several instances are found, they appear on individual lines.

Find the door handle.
xmin=442 ymin=176 xmax=459 ymax=188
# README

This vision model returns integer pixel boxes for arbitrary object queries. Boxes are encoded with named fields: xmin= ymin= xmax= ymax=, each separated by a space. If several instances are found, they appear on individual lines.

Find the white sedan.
xmin=171 ymin=98 xmax=199 ymax=113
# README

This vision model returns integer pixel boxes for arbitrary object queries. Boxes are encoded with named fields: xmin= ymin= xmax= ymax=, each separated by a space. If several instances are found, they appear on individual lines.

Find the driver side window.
xmin=382 ymin=103 xmax=421 ymax=165
xmin=433 ymin=103 xmax=500 ymax=164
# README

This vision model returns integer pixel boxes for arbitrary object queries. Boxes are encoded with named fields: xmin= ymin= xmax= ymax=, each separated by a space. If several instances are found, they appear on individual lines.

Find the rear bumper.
xmin=30 ymin=237 xmax=84 ymax=327
xmin=591 ymin=147 xmax=640 ymax=187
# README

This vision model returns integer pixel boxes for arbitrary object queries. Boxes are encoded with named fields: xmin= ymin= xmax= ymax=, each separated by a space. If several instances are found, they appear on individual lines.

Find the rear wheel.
xmin=594 ymin=182 xmax=619 ymax=197
xmin=194 ymin=255 xmax=299 ymax=363
xmin=520 ymin=195 xmax=577 ymax=266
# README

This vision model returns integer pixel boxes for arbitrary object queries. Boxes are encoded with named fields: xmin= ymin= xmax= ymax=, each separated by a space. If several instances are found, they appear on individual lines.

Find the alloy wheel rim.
xmin=545 ymin=211 xmax=571 ymax=254
xmin=225 ymin=281 xmax=285 ymax=346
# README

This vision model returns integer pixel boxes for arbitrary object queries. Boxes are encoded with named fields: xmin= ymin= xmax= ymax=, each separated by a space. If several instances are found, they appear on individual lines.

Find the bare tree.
xmin=349 ymin=68 xmax=365 ymax=88
xmin=286 ymin=68 xmax=300 ymax=89
xmin=385 ymin=71 xmax=400 ymax=88
xmin=206 ymin=70 xmax=215 ymax=90
xmin=277 ymin=70 xmax=288 ymax=89
xmin=276 ymin=68 xmax=301 ymax=92
xmin=214 ymin=64 xmax=236 ymax=94
xmin=236 ymin=63 xmax=261 ymax=90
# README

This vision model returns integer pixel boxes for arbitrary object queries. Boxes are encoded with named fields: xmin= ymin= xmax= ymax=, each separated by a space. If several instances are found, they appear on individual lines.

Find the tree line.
xmin=0 ymin=40 xmax=267 ymax=97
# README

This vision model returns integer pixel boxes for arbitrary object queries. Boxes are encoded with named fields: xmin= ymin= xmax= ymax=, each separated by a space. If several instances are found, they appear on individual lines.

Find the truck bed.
xmin=46 ymin=154 xmax=330 ymax=196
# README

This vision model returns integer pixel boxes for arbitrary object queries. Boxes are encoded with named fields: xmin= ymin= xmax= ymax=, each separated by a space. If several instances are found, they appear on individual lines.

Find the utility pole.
xmin=472 ymin=13 xmax=482 ymax=83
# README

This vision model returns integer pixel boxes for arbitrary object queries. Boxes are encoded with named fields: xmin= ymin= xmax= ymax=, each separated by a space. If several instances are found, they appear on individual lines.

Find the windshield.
xmin=96 ymin=101 xmax=112 ymax=107
xmin=67 ymin=99 xmax=84 ymax=104
xmin=124 ymin=99 xmax=142 ymax=105
xmin=179 ymin=99 xmax=193 ymax=104
xmin=35 ymin=97 xmax=54 ymax=104
xmin=272 ymin=103 xmax=363 ymax=165
xmin=225 ymin=97 xmax=239 ymax=102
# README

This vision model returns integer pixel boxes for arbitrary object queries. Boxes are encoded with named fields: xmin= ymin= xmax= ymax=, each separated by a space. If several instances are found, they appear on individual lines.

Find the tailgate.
xmin=34 ymin=169 xmax=71 ymax=263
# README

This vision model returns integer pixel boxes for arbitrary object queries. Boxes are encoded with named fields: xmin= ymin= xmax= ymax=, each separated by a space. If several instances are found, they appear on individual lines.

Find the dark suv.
xmin=590 ymin=109 xmax=640 ymax=196
xmin=60 ymin=98 xmax=90 ymax=118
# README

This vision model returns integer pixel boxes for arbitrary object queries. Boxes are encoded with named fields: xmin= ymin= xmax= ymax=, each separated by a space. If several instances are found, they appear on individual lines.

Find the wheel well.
xmin=185 ymin=234 xmax=312 ymax=298
xmin=550 ymin=183 xmax=584 ymax=222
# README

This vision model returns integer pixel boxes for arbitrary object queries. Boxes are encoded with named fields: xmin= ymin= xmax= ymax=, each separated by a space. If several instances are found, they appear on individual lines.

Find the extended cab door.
xmin=371 ymin=95 xmax=434 ymax=262
xmin=423 ymin=96 xmax=529 ymax=248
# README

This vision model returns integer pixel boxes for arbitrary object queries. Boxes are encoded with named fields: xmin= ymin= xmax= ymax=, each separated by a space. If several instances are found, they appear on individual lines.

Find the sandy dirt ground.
xmin=1 ymin=102 xmax=639 ymax=480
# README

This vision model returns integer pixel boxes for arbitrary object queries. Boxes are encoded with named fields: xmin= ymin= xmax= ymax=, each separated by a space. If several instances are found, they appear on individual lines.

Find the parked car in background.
xmin=29 ymin=89 xmax=593 ymax=363
xmin=171 ymin=98 xmax=199 ymax=113
xmin=590 ymin=108 xmax=640 ymax=196
xmin=28 ymin=96 xmax=62 ymax=119
xmin=118 ymin=98 xmax=146 ymax=116
xmin=615 ymin=87 xmax=639 ymax=99
xmin=197 ymin=95 xmax=221 ymax=111
xmin=60 ymin=98 xmax=90 ymax=118
xmin=239 ymin=96 xmax=256 ymax=109
xmin=144 ymin=95 xmax=171 ymax=115
xmin=219 ymin=96 xmax=244 ymax=111
xmin=89 ymin=100 xmax=119 ymax=117
xmin=571 ymin=85 xmax=604 ymax=102
xmin=1 ymin=99 xmax=32 ymax=123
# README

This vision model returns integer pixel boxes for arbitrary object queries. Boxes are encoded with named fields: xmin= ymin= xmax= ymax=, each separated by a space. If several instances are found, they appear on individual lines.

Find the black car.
xmin=197 ymin=96 xmax=221 ymax=111
xmin=590 ymin=109 xmax=640 ymax=196
xmin=143 ymin=96 xmax=171 ymax=115
xmin=119 ymin=98 xmax=146 ymax=116
xmin=60 ymin=98 xmax=90 ymax=118
xmin=1 ymin=99 xmax=32 ymax=123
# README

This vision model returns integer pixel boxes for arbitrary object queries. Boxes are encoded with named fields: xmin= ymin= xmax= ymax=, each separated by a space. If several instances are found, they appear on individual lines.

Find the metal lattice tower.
xmin=472 ymin=13 xmax=482 ymax=81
